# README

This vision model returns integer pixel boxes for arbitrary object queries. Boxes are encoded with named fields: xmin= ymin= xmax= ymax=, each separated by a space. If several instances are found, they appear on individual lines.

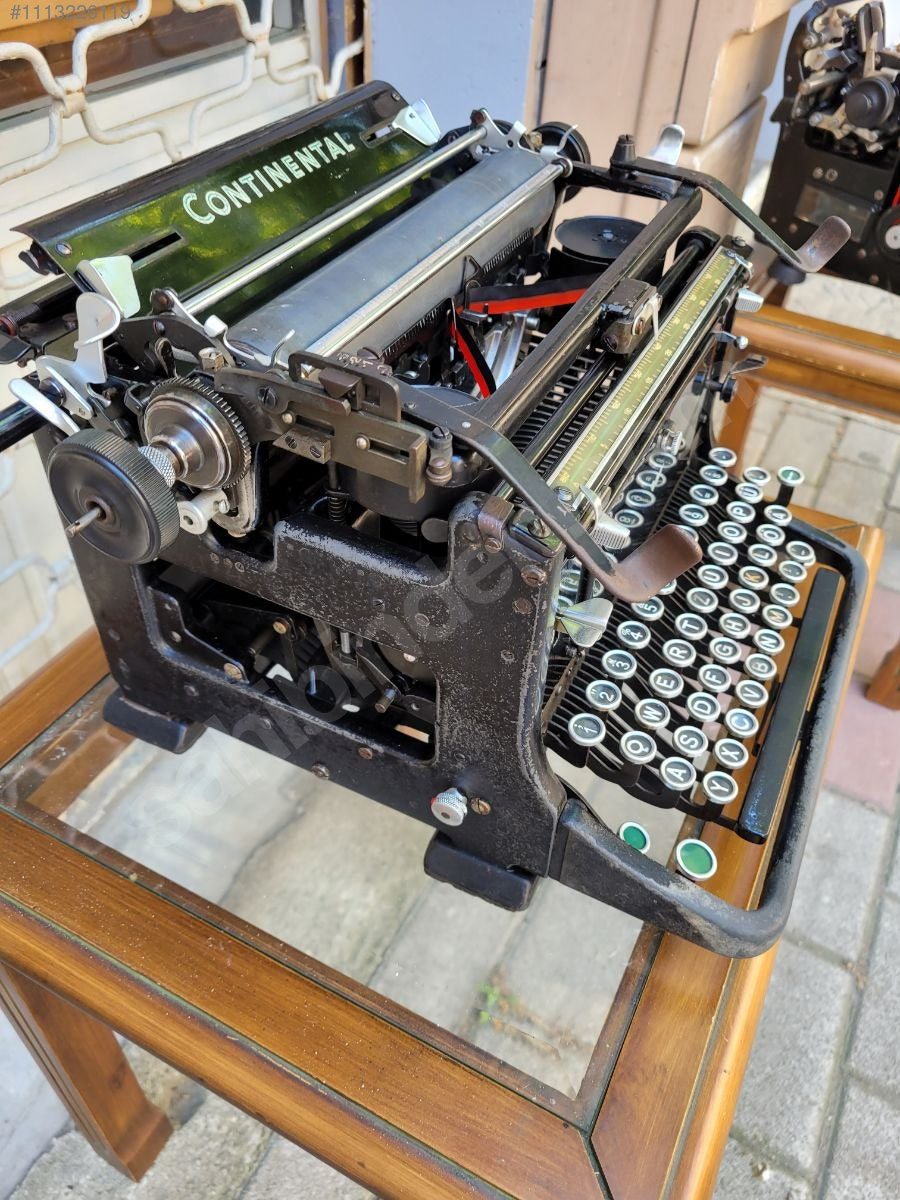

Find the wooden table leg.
xmin=867 ymin=639 xmax=900 ymax=710
xmin=0 ymin=963 xmax=171 ymax=1181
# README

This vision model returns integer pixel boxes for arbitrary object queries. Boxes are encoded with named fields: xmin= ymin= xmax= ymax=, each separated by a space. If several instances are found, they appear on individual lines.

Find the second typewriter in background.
xmin=1 ymin=83 xmax=867 ymax=956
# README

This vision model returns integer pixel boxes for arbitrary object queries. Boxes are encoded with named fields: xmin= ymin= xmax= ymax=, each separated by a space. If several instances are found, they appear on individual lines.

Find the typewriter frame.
xmin=30 ymin=173 xmax=869 ymax=958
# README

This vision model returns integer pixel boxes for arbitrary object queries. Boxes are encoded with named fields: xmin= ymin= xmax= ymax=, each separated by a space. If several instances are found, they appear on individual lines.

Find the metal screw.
xmin=501 ymin=649 xmax=514 ymax=663
xmin=402 ymin=652 xmax=417 ymax=662
xmin=170 ymin=631 xmax=182 ymax=644
xmin=874 ymin=189 xmax=885 ymax=202
xmin=358 ymin=746 xmax=374 ymax=760
xmin=812 ymin=166 xmax=824 ymax=180
xmin=282 ymin=412 xmax=294 ymax=424
xmin=869 ymin=274 xmax=880 ymax=285
xmin=355 ymin=435 xmax=370 ymax=450
xmin=185 ymin=684 xmax=199 ymax=698
xmin=513 ymin=597 xmax=531 ymax=614
xmin=56 ymin=242 xmax=72 ymax=256
xmin=272 ymin=619 xmax=289 ymax=635
xmin=521 ymin=566 xmax=548 ymax=587
xmin=484 ymin=536 xmax=502 ymax=553
xmin=311 ymin=763 xmax=330 ymax=779
xmin=223 ymin=662 xmax=244 ymax=680
xmin=470 ymin=797 xmax=491 ymax=816
xmin=529 ymin=517 xmax=550 ymax=538
xmin=309 ymin=445 xmax=323 ymax=459
xmin=825 ymin=167 xmax=838 ymax=182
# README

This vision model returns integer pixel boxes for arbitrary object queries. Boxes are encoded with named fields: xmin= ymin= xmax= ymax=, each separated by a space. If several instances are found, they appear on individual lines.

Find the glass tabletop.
xmin=0 ymin=686 xmax=685 ymax=1101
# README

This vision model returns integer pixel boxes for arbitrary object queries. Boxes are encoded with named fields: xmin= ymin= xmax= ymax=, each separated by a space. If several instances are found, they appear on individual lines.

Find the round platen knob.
xmin=430 ymin=787 xmax=468 ymax=826
xmin=47 ymin=430 xmax=180 ymax=564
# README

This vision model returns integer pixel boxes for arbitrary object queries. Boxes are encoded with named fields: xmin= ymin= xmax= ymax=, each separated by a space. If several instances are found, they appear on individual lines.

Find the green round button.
xmin=619 ymin=822 xmax=650 ymax=854
xmin=675 ymin=838 xmax=717 ymax=882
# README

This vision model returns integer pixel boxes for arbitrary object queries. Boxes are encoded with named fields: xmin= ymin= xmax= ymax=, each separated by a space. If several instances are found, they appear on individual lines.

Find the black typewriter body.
xmin=761 ymin=0 xmax=900 ymax=292
xmin=1 ymin=82 xmax=865 ymax=957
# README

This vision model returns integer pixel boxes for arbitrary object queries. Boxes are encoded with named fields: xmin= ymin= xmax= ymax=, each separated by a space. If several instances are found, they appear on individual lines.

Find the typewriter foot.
xmin=103 ymin=689 xmax=206 ymax=755
xmin=424 ymin=835 xmax=538 ymax=912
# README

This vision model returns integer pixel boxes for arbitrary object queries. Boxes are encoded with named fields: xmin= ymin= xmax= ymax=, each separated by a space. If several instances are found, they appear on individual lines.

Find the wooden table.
xmin=0 ymin=490 xmax=881 ymax=1200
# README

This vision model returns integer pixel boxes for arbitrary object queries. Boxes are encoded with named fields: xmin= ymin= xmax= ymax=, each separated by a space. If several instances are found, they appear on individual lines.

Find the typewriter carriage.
xmin=2 ymin=82 xmax=865 ymax=957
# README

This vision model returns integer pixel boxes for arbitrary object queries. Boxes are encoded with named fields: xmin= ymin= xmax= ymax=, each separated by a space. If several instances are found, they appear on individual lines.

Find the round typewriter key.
xmin=679 ymin=503 xmax=709 ymax=528
xmin=673 ymin=725 xmax=709 ymax=758
xmin=618 ymin=821 xmax=650 ymax=854
xmin=632 ymin=596 xmax=665 ymax=621
xmin=756 ymin=522 xmax=786 ymax=548
xmin=617 ymin=619 xmax=651 ymax=650
xmin=742 ymin=466 xmax=771 ymax=487
xmin=620 ymin=730 xmax=657 ymax=765
xmin=727 ymin=500 xmax=756 ymax=525
xmin=659 ymin=578 xmax=678 ymax=596
xmin=568 ymin=713 xmax=606 ymax=747
xmin=636 ymin=469 xmax=666 ymax=490
xmin=675 ymin=612 xmax=708 ymax=641
xmin=729 ymin=588 xmax=761 ymax=615
xmin=635 ymin=697 xmax=671 ymax=731
xmin=687 ymin=690 xmax=721 ymax=722
xmin=724 ymin=707 xmax=760 ymax=738
xmin=687 ymin=586 xmax=718 ymax=615
xmin=778 ymin=558 xmax=807 ymax=584
xmin=602 ymin=648 xmax=638 ymax=679
xmin=625 ymin=488 xmax=655 ymax=510
xmin=660 ymin=756 xmax=697 ymax=793
xmin=762 ymin=603 xmax=793 ymax=631
xmin=700 ymin=464 xmax=728 ymax=486
xmin=718 ymin=611 xmax=751 ymax=640
xmin=738 ymin=564 xmax=769 ymax=591
xmin=648 ymin=450 xmax=677 ymax=471
xmin=745 ymin=652 xmax=778 ymax=682
xmin=753 ymin=628 xmax=785 ymax=655
xmin=786 ymin=538 xmax=815 ymax=566
xmin=699 ymin=663 xmax=731 ymax=692
xmin=763 ymin=503 xmax=792 ymax=527
xmin=616 ymin=508 xmax=645 ymax=529
xmin=736 ymin=678 xmax=769 ymax=709
xmin=771 ymin=582 xmax=801 ymax=609
xmin=586 ymin=679 xmax=622 ymax=711
xmin=649 ymin=668 xmax=684 ymax=699
xmin=710 ymin=636 xmax=742 ymax=666
xmin=675 ymin=838 xmax=718 ymax=881
xmin=702 ymin=772 xmax=740 ymax=807
xmin=777 ymin=465 xmax=805 ymax=489
xmin=735 ymin=481 xmax=763 ymax=504
xmin=717 ymin=520 xmax=747 ymax=545
xmin=747 ymin=542 xmax=778 ymax=568
xmin=714 ymin=738 xmax=749 ymax=770
xmin=697 ymin=564 xmax=729 ymax=590
xmin=675 ymin=524 xmax=702 ymax=543
xmin=709 ymin=446 xmax=737 ymax=468
xmin=663 ymin=638 xmax=696 ymax=667
xmin=690 ymin=483 xmax=719 ymax=507
xmin=707 ymin=541 xmax=739 ymax=567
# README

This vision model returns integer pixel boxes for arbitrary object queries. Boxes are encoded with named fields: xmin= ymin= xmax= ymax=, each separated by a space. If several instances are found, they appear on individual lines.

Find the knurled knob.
xmin=430 ymin=787 xmax=468 ymax=826
xmin=47 ymin=430 xmax=180 ymax=564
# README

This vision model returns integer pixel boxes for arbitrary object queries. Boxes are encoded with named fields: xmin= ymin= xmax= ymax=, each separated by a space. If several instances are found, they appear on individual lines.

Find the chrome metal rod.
xmin=65 ymin=505 xmax=104 ymax=537
xmin=186 ymin=126 xmax=488 ymax=316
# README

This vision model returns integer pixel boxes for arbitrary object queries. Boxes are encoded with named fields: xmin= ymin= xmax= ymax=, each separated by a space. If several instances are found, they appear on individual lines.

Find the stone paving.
xmin=3 ymin=274 xmax=900 ymax=1199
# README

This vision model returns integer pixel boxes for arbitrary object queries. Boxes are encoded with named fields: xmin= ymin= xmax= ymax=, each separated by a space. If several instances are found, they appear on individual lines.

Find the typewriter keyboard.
xmin=546 ymin=444 xmax=833 ymax=881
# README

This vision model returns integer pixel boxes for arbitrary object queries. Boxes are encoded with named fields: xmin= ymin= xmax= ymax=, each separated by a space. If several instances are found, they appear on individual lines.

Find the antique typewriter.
xmin=0 ymin=82 xmax=866 ymax=957
xmin=761 ymin=0 xmax=900 ymax=292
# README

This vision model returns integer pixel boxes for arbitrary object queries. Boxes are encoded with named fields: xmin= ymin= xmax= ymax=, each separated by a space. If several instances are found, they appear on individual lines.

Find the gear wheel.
xmin=47 ymin=429 xmax=180 ymax=564
xmin=142 ymin=377 xmax=251 ymax=490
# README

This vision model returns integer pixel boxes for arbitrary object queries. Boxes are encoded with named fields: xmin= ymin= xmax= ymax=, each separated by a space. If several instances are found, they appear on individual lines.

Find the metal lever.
xmin=629 ymin=150 xmax=851 ymax=274
xmin=647 ymin=123 xmax=684 ymax=165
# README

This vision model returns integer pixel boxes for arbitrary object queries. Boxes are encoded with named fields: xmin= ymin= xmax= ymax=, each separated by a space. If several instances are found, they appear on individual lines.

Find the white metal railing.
xmin=0 ymin=1 xmax=361 ymax=183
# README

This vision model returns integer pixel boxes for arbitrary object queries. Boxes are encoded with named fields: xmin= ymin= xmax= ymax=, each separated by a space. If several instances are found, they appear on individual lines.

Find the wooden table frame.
xmin=0 ymin=309 xmax=889 ymax=1198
